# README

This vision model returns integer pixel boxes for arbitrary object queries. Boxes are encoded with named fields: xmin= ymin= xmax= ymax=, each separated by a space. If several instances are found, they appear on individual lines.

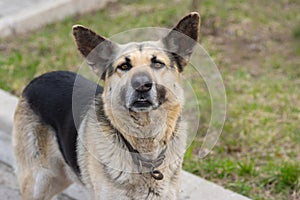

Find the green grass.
xmin=294 ymin=24 xmax=300 ymax=39
xmin=1 ymin=0 xmax=300 ymax=199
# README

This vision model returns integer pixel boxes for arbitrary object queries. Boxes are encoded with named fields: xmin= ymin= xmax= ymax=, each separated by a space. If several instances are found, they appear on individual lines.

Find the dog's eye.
xmin=151 ymin=60 xmax=166 ymax=69
xmin=117 ymin=63 xmax=132 ymax=71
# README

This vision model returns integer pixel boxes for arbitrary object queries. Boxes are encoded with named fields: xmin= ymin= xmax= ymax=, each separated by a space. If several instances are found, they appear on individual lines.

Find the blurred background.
xmin=0 ymin=0 xmax=299 ymax=199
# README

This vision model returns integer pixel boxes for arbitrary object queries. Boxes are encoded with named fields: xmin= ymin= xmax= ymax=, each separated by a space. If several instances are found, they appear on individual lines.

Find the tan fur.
xmin=12 ymin=98 xmax=73 ymax=200
xmin=76 ymin=102 xmax=186 ymax=199
xmin=13 ymin=12 xmax=200 ymax=199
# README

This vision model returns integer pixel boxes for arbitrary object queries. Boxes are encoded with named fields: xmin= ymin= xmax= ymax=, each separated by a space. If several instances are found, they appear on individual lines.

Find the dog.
xmin=12 ymin=12 xmax=200 ymax=199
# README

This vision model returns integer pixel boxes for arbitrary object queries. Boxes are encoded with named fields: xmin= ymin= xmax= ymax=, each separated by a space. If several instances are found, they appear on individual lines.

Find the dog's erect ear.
xmin=162 ymin=12 xmax=200 ymax=71
xmin=72 ymin=25 xmax=119 ymax=79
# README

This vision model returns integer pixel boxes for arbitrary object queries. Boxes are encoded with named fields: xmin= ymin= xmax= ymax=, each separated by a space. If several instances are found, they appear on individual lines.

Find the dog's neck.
xmin=117 ymin=130 xmax=167 ymax=180
xmin=116 ymin=106 xmax=182 ymax=180
xmin=122 ymin=103 xmax=181 ymax=153
xmin=95 ymin=98 xmax=184 ymax=182
xmin=119 ymin=106 xmax=181 ymax=175
xmin=101 ymin=98 xmax=181 ymax=157
xmin=129 ymin=111 xmax=151 ymax=127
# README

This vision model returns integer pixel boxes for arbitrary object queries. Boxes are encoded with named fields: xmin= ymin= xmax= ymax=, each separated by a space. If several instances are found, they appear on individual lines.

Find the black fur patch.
xmin=156 ymin=84 xmax=167 ymax=105
xmin=103 ymin=63 xmax=114 ymax=79
xmin=167 ymin=52 xmax=183 ymax=72
xmin=23 ymin=71 xmax=103 ymax=175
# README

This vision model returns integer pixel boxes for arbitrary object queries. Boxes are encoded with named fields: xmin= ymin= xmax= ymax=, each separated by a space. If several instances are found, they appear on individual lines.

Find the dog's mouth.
xmin=123 ymin=83 xmax=166 ymax=113
xmin=132 ymin=98 xmax=152 ymax=108
xmin=129 ymin=97 xmax=157 ymax=112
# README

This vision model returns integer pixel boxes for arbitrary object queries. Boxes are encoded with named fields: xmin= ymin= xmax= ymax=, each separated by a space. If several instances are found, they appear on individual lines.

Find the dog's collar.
xmin=118 ymin=132 xmax=167 ymax=180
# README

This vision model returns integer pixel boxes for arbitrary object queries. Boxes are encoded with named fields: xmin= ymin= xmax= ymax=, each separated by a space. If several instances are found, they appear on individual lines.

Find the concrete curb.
xmin=0 ymin=0 xmax=114 ymax=38
xmin=0 ymin=88 xmax=251 ymax=200
xmin=0 ymin=90 xmax=18 ymax=134
xmin=180 ymin=171 xmax=250 ymax=200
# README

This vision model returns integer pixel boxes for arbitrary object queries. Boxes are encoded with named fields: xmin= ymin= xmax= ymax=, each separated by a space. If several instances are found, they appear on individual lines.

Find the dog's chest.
xmin=94 ymin=143 xmax=181 ymax=199
xmin=78 ymin=106 xmax=185 ymax=199
xmin=81 ymin=133 xmax=179 ymax=199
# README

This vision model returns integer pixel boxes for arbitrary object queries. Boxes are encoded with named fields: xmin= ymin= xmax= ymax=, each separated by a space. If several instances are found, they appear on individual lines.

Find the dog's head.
xmin=73 ymin=13 xmax=200 ymax=138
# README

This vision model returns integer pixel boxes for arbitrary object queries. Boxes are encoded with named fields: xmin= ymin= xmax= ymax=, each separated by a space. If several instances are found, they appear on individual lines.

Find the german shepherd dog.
xmin=12 ymin=12 xmax=200 ymax=199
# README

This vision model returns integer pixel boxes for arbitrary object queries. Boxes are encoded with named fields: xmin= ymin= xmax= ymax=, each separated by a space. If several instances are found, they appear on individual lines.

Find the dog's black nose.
xmin=131 ymin=73 xmax=153 ymax=92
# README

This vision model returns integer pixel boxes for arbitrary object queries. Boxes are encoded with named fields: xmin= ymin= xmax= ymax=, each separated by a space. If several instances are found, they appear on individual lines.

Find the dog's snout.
xmin=131 ymin=73 xmax=153 ymax=93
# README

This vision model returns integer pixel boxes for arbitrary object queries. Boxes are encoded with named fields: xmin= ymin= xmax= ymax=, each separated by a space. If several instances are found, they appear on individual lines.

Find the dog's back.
xmin=12 ymin=71 xmax=102 ymax=199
